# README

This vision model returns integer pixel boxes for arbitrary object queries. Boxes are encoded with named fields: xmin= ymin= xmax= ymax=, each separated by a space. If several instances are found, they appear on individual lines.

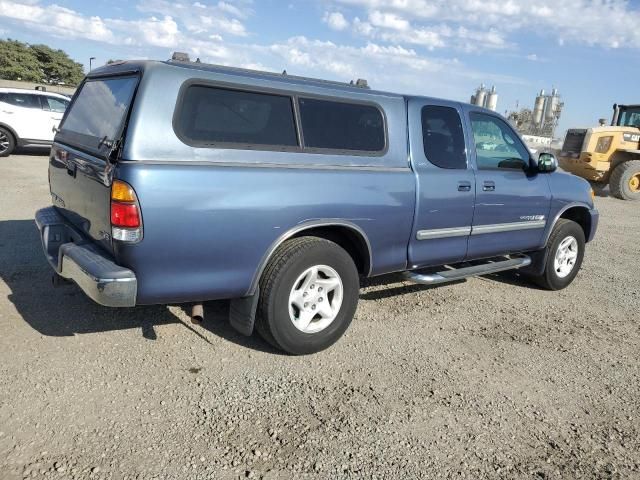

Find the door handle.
xmin=483 ymin=181 xmax=496 ymax=192
xmin=458 ymin=181 xmax=472 ymax=192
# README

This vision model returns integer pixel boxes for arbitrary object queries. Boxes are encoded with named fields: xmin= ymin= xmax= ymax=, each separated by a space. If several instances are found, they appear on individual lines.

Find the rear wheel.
xmin=256 ymin=237 xmax=359 ymax=355
xmin=0 ymin=127 xmax=16 ymax=157
xmin=610 ymin=160 xmax=640 ymax=201
xmin=532 ymin=219 xmax=585 ymax=290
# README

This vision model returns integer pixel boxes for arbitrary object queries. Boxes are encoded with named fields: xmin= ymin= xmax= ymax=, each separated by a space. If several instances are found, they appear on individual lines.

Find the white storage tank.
xmin=545 ymin=88 xmax=559 ymax=122
xmin=533 ymin=90 xmax=546 ymax=126
xmin=474 ymin=86 xmax=487 ymax=108
xmin=486 ymin=85 xmax=498 ymax=111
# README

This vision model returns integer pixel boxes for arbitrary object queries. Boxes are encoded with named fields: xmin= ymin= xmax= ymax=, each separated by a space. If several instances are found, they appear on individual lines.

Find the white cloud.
xmin=0 ymin=1 xmax=113 ymax=42
xmin=137 ymin=0 xmax=249 ymax=37
xmin=323 ymin=11 xmax=349 ymax=31
xmin=368 ymin=10 xmax=410 ymax=31
xmin=334 ymin=0 xmax=640 ymax=50
xmin=257 ymin=36 xmax=525 ymax=99
xmin=0 ymin=0 xmax=527 ymax=101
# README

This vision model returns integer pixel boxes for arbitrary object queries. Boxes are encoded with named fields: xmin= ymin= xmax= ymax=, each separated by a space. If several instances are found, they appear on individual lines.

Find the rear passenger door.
xmin=408 ymin=99 xmax=475 ymax=268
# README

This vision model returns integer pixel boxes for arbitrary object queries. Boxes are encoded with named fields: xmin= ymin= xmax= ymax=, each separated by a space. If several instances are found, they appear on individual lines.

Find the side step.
xmin=402 ymin=255 xmax=531 ymax=285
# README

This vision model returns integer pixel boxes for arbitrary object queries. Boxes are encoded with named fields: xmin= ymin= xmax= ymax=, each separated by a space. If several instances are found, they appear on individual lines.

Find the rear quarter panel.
xmin=115 ymin=163 xmax=415 ymax=304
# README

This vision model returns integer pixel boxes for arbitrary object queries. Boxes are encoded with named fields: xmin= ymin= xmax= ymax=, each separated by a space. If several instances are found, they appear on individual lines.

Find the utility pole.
xmin=89 ymin=57 xmax=96 ymax=71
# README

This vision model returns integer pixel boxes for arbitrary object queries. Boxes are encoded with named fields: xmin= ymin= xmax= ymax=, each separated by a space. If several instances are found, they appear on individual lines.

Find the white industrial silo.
xmin=474 ymin=84 xmax=487 ymax=107
xmin=533 ymin=89 xmax=546 ymax=126
xmin=486 ymin=85 xmax=498 ymax=111
xmin=545 ymin=88 xmax=559 ymax=122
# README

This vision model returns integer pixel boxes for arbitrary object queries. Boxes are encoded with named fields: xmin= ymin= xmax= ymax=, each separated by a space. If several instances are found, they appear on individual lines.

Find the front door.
xmin=408 ymin=99 xmax=475 ymax=268
xmin=464 ymin=109 xmax=552 ymax=259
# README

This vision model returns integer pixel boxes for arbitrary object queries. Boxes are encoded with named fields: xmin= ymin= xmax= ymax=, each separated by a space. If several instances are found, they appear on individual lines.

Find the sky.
xmin=1 ymin=0 xmax=640 ymax=135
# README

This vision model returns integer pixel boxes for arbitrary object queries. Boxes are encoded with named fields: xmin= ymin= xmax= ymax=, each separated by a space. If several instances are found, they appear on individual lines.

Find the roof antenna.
xmin=282 ymin=69 xmax=287 ymax=75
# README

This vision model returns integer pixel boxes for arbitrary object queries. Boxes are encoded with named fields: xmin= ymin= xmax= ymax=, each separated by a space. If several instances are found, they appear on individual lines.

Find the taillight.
xmin=111 ymin=203 xmax=140 ymax=227
xmin=111 ymin=180 xmax=142 ymax=242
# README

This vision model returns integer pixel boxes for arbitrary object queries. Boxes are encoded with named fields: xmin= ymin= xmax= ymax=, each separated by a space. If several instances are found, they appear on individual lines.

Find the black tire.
xmin=609 ymin=160 xmax=640 ymax=201
xmin=532 ymin=219 xmax=585 ymax=291
xmin=255 ymin=237 xmax=359 ymax=355
xmin=0 ymin=127 xmax=16 ymax=157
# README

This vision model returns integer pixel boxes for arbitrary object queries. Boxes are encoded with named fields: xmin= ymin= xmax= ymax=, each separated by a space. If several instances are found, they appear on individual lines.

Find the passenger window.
xmin=470 ymin=113 xmax=530 ymax=170
xmin=44 ymin=97 xmax=68 ymax=113
xmin=177 ymin=86 xmax=298 ymax=148
xmin=298 ymin=98 xmax=385 ymax=152
xmin=421 ymin=105 xmax=467 ymax=169
xmin=5 ymin=93 xmax=42 ymax=109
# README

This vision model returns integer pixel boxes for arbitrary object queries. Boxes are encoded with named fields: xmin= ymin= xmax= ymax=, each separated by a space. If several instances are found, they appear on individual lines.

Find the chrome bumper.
xmin=35 ymin=207 xmax=137 ymax=307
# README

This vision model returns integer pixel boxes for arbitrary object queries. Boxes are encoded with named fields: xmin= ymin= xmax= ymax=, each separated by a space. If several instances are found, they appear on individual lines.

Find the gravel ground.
xmin=1 ymin=153 xmax=639 ymax=480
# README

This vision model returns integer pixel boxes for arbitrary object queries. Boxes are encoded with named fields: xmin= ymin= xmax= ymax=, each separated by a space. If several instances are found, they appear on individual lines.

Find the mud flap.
xmin=229 ymin=287 xmax=260 ymax=336
xmin=520 ymin=249 xmax=547 ymax=276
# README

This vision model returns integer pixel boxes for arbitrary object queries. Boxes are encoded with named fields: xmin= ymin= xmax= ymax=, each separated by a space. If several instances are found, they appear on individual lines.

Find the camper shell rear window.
xmin=57 ymin=75 xmax=139 ymax=155
xmin=173 ymin=82 xmax=387 ymax=155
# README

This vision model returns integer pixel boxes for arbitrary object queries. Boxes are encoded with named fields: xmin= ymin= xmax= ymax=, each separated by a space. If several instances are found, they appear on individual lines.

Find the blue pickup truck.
xmin=36 ymin=54 xmax=598 ymax=354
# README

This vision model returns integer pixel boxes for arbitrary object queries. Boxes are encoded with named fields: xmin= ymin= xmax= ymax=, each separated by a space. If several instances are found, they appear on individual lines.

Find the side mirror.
xmin=537 ymin=152 xmax=558 ymax=173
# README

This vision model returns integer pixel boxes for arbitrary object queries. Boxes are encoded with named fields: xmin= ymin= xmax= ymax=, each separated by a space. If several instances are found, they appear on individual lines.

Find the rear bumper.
xmin=35 ymin=206 xmax=137 ymax=307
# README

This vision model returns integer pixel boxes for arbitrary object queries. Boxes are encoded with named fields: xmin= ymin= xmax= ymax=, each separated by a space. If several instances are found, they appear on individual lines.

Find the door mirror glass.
xmin=537 ymin=152 xmax=558 ymax=173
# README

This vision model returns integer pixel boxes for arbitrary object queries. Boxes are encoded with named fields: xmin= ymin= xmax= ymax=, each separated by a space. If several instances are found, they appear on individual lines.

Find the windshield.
xmin=618 ymin=107 xmax=640 ymax=127
xmin=59 ymin=75 xmax=138 ymax=153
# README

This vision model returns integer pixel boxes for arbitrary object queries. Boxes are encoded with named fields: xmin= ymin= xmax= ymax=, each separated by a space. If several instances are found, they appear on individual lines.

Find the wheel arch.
xmin=247 ymin=220 xmax=373 ymax=296
xmin=0 ymin=122 xmax=19 ymax=143
xmin=544 ymin=204 xmax=592 ymax=246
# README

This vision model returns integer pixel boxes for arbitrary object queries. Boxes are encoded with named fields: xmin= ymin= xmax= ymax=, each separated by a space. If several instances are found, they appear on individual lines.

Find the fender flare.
xmin=542 ymin=202 xmax=592 ymax=246
xmin=246 ymin=219 xmax=373 ymax=296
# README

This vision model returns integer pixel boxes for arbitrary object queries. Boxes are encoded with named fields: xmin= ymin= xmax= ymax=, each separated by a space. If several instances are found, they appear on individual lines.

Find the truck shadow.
xmin=0 ymin=219 xmax=279 ymax=353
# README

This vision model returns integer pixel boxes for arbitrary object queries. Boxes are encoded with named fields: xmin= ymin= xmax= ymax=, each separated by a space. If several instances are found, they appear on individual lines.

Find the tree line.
xmin=0 ymin=39 xmax=84 ymax=86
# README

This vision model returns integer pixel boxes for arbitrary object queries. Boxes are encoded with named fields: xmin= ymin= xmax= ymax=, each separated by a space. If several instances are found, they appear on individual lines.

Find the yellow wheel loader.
xmin=559 ymin=104 xmax=640 ymax=200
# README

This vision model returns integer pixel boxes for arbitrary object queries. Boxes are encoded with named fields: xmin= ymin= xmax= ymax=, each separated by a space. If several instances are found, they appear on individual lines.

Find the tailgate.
xmin=49 ymin=144 xmax=114 ymax=252
xmin=48 ymin=74 xmax=139 ymax=255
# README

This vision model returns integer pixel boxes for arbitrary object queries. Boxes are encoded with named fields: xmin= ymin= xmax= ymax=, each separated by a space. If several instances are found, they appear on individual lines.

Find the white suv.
xmin=0 ymin=88 xmax=71 ymax=156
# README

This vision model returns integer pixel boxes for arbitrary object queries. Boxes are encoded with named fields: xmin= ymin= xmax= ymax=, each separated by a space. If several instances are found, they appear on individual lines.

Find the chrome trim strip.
xmin=416 ymin=220 xmax=547 ymax=241
xmin=416 ymin=226 xmax=471 ymax=240
xmin=247 ymin=219 xmax=374 ymax=296
xmin=471 ymin=220 xmax=546 ymax=235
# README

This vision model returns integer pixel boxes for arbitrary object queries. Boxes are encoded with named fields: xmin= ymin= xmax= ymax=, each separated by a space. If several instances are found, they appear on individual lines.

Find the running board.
xmin=402 ymin=255 xmax=531 ymax=285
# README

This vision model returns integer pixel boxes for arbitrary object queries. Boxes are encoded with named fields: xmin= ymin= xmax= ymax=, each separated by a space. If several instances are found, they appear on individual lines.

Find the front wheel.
xmin=532 ymin=219 xmax=585 ymax=290
xmin=256 ymin=237 xmax=359 ymax=355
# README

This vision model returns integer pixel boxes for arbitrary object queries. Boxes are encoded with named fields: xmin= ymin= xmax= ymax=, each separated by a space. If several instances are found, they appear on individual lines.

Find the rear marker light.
xmin=111 ymin=181 xmax=137 ymax=202
xmin=111 ymin=180 xmax=142 ymax=242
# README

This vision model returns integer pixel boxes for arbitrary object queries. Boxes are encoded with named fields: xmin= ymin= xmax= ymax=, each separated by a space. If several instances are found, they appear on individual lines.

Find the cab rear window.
xmin=59 ymin=75 xmax=138 ymax=153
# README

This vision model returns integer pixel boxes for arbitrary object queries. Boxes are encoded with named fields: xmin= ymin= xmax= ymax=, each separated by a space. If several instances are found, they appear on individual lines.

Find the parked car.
xmin=0 ymin=87 xmax=70 ymax=156
xmin=36 ymin=55 xmax=599 ymax=354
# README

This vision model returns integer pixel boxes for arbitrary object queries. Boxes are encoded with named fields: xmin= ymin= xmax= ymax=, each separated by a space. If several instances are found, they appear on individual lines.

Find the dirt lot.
xmin=1 ymin=153 xmax=639 ymax=480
